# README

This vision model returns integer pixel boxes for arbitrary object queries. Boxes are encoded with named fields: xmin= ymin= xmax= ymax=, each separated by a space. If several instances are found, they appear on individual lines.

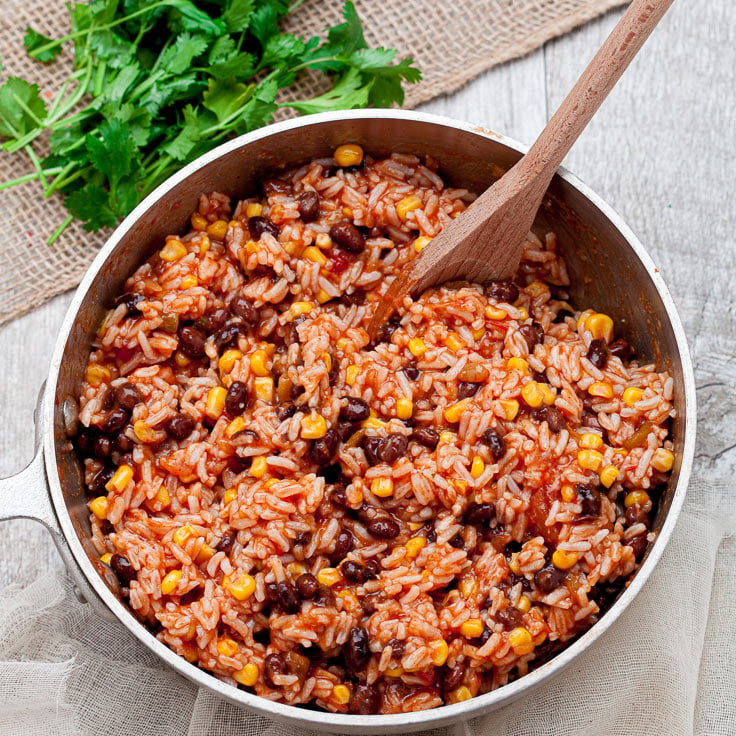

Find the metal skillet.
xmin=0 ymin=109 xmax=696 ymax=734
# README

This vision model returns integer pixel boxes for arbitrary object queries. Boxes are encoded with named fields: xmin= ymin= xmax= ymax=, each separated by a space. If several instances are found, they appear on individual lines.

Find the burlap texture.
xmin=0 ymin=0 xmax=626 ymax=325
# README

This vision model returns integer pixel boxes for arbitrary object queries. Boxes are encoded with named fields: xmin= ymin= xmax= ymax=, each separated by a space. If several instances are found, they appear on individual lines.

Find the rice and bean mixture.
xmin=79 ymin=144 xmax=675 ymax=714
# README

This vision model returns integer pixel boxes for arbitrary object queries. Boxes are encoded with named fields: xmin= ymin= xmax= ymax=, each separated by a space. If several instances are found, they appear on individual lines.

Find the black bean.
xmin=362 ymin=592 xmax=383 ymax=615
xmin=481 ymin=428 xmax=506 ymax=461
xmin=110 ymin=553 xmax=136 ymax=584
xmin=276 ymin=403 xmax=297 ymax=421
xmin=277 ymin=582 xmax=301 ymax=614
xmin=334 ymin=529 xmax=354 ymax=558
xmin=262 ymin=179 xmax=291 ymax=196
xmin=229 ymin=296 xmax=258 ymax=324
xmin=331 ymin=484 xmax=350 ymax=509
xmin=114 ymin=429 xmax=134 ymax=452
xmin=295 ymin=531 xmax=312 ymax=546
xmin=93 ymin=435 xmax=112 ymax=460
xmin=449 ymin=533 xmax=465 ymax=549
xmin=381 ymin=433 xmax=408 ymax=464
xmin=115 ymin=382 xmax=141 ymax=412
xmin=532 ymin=321 xmax=545 ymax=344
xmin=577 ymin=483 xmax=601 ymax=517
xmin=309 ymin=429 xmax=339 ymax=466
xmin=336 ymin=420 xmax=359 ymax=442
xmin=586 ymin=338 xmax=609 ymax=369
xmin=350 ymin=683 xmax=381 ymax=715
xmin=532 ymin=405 xmax=566 ymax=434
xmin=554 ymin=308 xmax=575 ymax=324
xmin=102 ymin=386 xmax=116 ymax=411
xmin=609 ymin=338 xmax=634 ymax=361
xmin=457 ymin=381 xmax=481 ymax=399
xmin=285 ymin=650 xmax=310 ymax=682
xmin=314 ymin=584 xmax=336 ymax=608
xmin=372 ymin=319 xmax=399 ymax=346
xmin=216 ymin=530 xmax=235 ymax=554
xmin=426 ymin=526 xmax=437 ymax=543
xmin=76 ymin=430 xmax=96 ymax=457
xmin=248 ymin=215 xmax=279 ymax=240
xmin=297 ymin=190 xmax=320 ymax=222
xmin=367 ymin=517 xmax=400 ymax=539
xmin=104 ymin=407 xmax=129 ymax=434
xmin=464 ymin=502 xmax=496 ymax=525
xmin=89 ymin=466 xmax=115 ymax=495
xmin=116 ymin=292 xmax=144 ymax=317
xmin=265 ymin=582 xmax=280 ymax=604
xmin=264 ymin=653 xmax=289 ymax=687
xmin=518 ymin=323 xmax=541 ymax=353
xmin=330 ymin=221 xmax=365 ymax=253
xmin=196 ymin=308 xmax=229 ymax=335
xmin=179 ymin=586 xmax=203 ymax=606
xmin=166 ymin=413 xmax=195 ymax=441
xmin=339 ymin=397 xmax=371 ymax=422
xmin=410 ymin=427 xmax=439 ymax=449
xmin=403 ymin=363 xmax=420 ymax=381
xmin=341 ymin=288 xmax=366 ymax=306
xmin=225 ymin=381 xmax=249 ymax=416
xmin=442 ymin=664 xmax=465 ymax=692
xmin=340 ymin=560 xmax=365 ymax=582
xmin=535 ymin=565 xmax=565 ymax=593
xmin=344 ymin=627 xmax=370 ymax=671
xmin=178 ymin=325 xmax=206 ymax=358
xmin=496 ymin=606 xmax=524 ymax=629
xmin=485 ymin=281 xmax=519 ymax=303
xmin=361 ymin=435 xmax=384 ymax=466
xmin=628 ymin=534 xmax=648 ymax=560
xmin=625 ymin=504 xmax=651 ymax=528
xmin=214 ymin=321 xmax=245 ymax=350
xmin=388 ymin=637 xmax=405 ymax=660
xmin=362 ymin=559 xmax=379 ymax=580
xmin=296 ymin=573 xmax=319 ymax=599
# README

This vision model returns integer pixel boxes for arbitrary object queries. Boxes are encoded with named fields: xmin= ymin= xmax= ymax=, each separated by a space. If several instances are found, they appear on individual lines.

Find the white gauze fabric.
xmin=0 ymin=477 xmax=734 ymax=736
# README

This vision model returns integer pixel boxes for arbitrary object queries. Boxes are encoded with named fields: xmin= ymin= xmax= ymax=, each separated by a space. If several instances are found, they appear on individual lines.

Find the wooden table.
xmin=1 ymin=0 xmax=734 ymax=601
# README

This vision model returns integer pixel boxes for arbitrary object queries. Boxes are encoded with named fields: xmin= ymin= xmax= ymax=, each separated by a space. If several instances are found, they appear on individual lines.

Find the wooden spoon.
xmin=369 ymin=0 xmax=675 ymax=337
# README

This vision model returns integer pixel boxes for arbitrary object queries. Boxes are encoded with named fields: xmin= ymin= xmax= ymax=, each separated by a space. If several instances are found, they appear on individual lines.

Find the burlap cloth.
xmin=0 ymin=0 xmax=627 ymax=325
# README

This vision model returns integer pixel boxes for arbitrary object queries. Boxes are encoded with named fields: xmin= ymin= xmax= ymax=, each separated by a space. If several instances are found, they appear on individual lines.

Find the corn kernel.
xmin=332 ymin=684 xmax=351 ymax=704
xmin=552 ymin=548 xmax=579 ymax=570
xmin=300 ymin=413 xmax=328 ymax=439
xmin=249 ymin=350 xmax=270 ymax=377
xmin=561 ymin=484 xmax=577 ymax=503
xmin=317 ymin=567 xmax=342 ymax=587
xmin=334 ymin=143 xmax=363 ymax=167
xmin=396 ymin=195 xmax=422 ymax=220
xmin=315 ymin=232 xmax=332 ymax=249
xmin=174 ymin=350 xmax=191 ymax=367
xmin=245 ymin=202 xmax=263 ymax=218
xmin=521 ymin=381 xmax=546 ymax=408
xmin=508 ymin=626 xmax=534 ymax=655
xmin=385 ymin=665 xmax=404 ymax=677
xmin=197 ymin=235 xmax=211 ymax=253
xmin=155 ymin=486 xmax=171 ymax=507
xmin=578 ymin=449 xmax=603 ymax=472
xmin=205 ymin=386 xmax=227 ymax=420
xmin=362 ymin=416 xmax=386 ymax=430
xmin=600 ymin=465 xmax=620 ymax=488
xmin=105 ymin=464 xmax=133 ymax=493
xmin=180 ymin=274 xmax=198 ymax=289
xmin=623 ymin=387 xmax=644 ymax=406
xmin=413 ymin=236 xmax=432 ymax=253
xmin=585 ymin=313 xmax=614 ymax=343
xmin=507 ymin=357 xmax=529 ymax=374
xmin=408 ymin=337 xmax=427 ymax=357
xmin=408 ymin=521 xmax=423 ymax=531
xmin=250 ymin=456 xmax=268 ymax=478
xmin=452 ymin=686 xmax=473 ymax=703
xmin=233 ymin=663 xmax=259 ymax=686
xmin=429 ymin=639 xmax=449 ymax=666
xmin=253 ymin=376 xmax=274 ymax=402
xmin=651 ymin=448 xmax=674 ymax=472
xmin=439 ymin=430 xmax=456 ymax=444
xmin=206 ymin=219 xmax=229 ymax=241
xmin=86 ymin=363 xmax=111 ymax=387
xmin=225 ymin=416 xmax=247 ymax=439
xmin=161 ymin=569 xmax=182 ymax=595
xmin=173 ymin=525 xmax=195 ymax=546
xmin=517 ymin=306 xmax=530 ymax=321
xmin=228 ymin=573 xmax=256 ymax=601
xmin=516 ymin=595 xmax=531 ymax=613
xmin=580 ymin=433 xmax=604 ymax=450
xmin=100 ymin=552 xmax=113 ymax=565
xmin=485 ymin=305 xmax=508 ymax=320
xmin=405 ymin=536 xmax=426 ymax=559
xmin=346 ymin=365 xmax=359 ymax=386
xmin=472 ymin=327 xmax=485 ymax=340
xmin=452 ymin=479 xmax=468 ymax=493
xmin=508 ymin=552 xmax=521 ymax=575
xmin=316 ymin=289 xmax=332 ymax=304
xmin=303 ymin=245 xmax=328 ymax=265
xmin=444 ymin=333 xmax=466 ymax=352
xmin=223 ymin=488 xmax=237 ymax=505
xmin=160 ymin=240 xmax=188 ymax=261
xmin=89 ymin=496 xmax=108 ymax=519
xmin=444 ymin=398 xmax=471 ymax=424
xmin=371 ymin=477 xmax=394 ymax=498
xmin=287 ymin=562 xmax=306 ymax=577
xmin=133 ymin=419 xmax=158 ymax=443
xmin=191 ymin=214 xmax=208 ymax=231
xmin=321 ymin=352 xmax=332 ymax=372
xmin=217 ymin=638 xmax=239 ymax=657
xmin=245 ymin=239 xmax=260 ymax=255
xmin=499 ymin=399 xmax=520 ymax=421
xmin=588 ymin=381 xmax=614 ymax=399
xmin=526 ymin=281 xmax=549 ymax=298
xmin=219 ymin=349 xmax=242 ymax=374
xmin=539 ymin=383 xmax=556 ymax=406
xmin=460 ymin=618 xmax=484 ymax=638
xmin=624 ymin=490 xmax=650 ymax=508
xmin=470 ymin=455 xmax=485 ymax=479
xmin=396 ymin=397 xmax=413 ymax=420
xmin=459 ymin=577 xmax=479 ymax=598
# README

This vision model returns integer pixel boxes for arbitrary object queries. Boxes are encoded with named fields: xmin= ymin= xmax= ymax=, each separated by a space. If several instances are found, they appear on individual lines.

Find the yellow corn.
xmin=315 ymin=232 xmax=332 ymax=249
xmin=206 ymin=219 xmax=229 ymax=241
xmin=484 ymin=305 xmax=508 ymax=320
xmin=580 ymin=433 xmax=604 ymax=451
xmin=133 ymin=420 xmax=158 ymax=444
xmin=100 ymin=552 xmax=113 ymax=565
xmin=317 ymin=567 xmax=342 ymax=587
xmin=197 ymin=234 xmax=211 ymax=253
xmin=160 ymin=240 xmax=188 ymax=261
xmin=385 ymin=665 xmax=404 ymax=677
xmin=600 ymin=465 xmax=620 ymax=488
xmin=316 ymin=289 xmax=332 ymax=304
xmin=155 ymin=486 xmax=171 ymax=507
xmin=205 ymin=386 xmax=227 ymax=420
xmin=561 ymin=484 xmax=577 ymax=503
xmin=332 ymin=684 xmax=351 ymax=704
xmin=321 ymin=352 xmax=332 ymax=373
xmin=245 ymin=239 xmax=260 ymax=255
xmin=180 ymin=274 xmax=198 ymax=289
xmin=526 ymin=281 xmax=549 ymax=298
xmin=405 ymin=536 xmax=426 ymax=559
xmin=460 ymin=618 xmax=484 ymax=639
xmin=516 ymin=595 xmax=531 ymax=613
xmin=413 ymin=236 xmax=432 ymax=253
xmin=459 ymin=577 xmax=479 ymax=598
xmin=173 ymin=525 xmax=195 ymax=546
xmin=585 ymin=313 xmax=614 ymax=343
xmin=89 ymin=496 xmax=108 ymax=520
xmin=334 ymin=143 xmax=363 ymax=167
xmin=105 ymin=464 xmax=133 ymax=493
xmin=578 ymin=449 xmax=603 ymax=472
xmin=588 ymin=381 xmax=614 ymax=399
xmin=174 ymin=350 xmax=191 ymax=367
xmin=508 ymin=626 xmax=534 ymax=655
xmin=429 ymin=639 xmax=449 ymax=666
xmin=407 ymin=521 xmax=423 ymax=532
xmin=300 ymin=413 xmax=328 ymax=439
xmin=225 ymin=416 xmax=247 ymax=439
xmin=521 ymin=381 xmax=546 ymax=408
xmin=651 ymin=448 xmax=674 ymax=472
xmin=371 ymin=477 xmax=394 ymax=498
xmin=444 ymin=398 xmax=472 ymax=424
xmin=362 ymin=416 xmax=386 ymax=430
xmin=249 ymin=350 xmax=270 ymax=377
xmin=408 ymin=337 xmax=427 ymax=358
xmin=444 ymin=332 xmax=466 ymax=352
xmin=516 ymin=306 xmax=530 ymax=321
xmin=219 ymin=349 xmax=242 ymax=374
xmin=499 ymin=399 xmax=520 ymax=421
xmin=253 ymin=376 xmax=274 ymax=402
xmin=290 ymin=302 xmax=316 ymax=321
xmin=161 ymin=569 xmax=182 ymax=595
xmin=245 ymin=202 xmax=263 ymax=218
xmin=396 ymin=397 xmax=413 ymax=420
xmin=223 ymin=488 xmax=238 ymax=505
xmin=451 ymin=686 xmax=473 ymax=703
xmin=539 ymin=383 xmax=556 ymax=406
xmin=283 ymin=240 xmax=303 ymax=257
xmin=624 ymin=490 xmax=650 ymax=508
xmin=217 ymin=638 xmax=239 ymax=657
xmin=623 ymin=387 xmax=644 ymax=406
xmin=452 ymin=479 xmax=468 ymax=493
xmin=227 ymin=573 xmax=256 ymax=601
xmin=472 ymin=326 xmax=485 ymax=340
xmin=552 ymin=548 xmax=579 ymax=570
xmin=250 ymin=456 xmax=268 ymax=478
xmin=287 ymin=562 xmax=306 ymax=578
xmin=86 ymin=363 xmax=111 ymax=386
xmin=439 ymin=430 xmax=456 ymax=444
xmin=191 ymin=214 xmax=208 ymax=231
xmin=303 ymin=245 xmax=328 ymax=265
xmin=396 ymin=195 xmax=422 ymax=220
xmin=233 ymin=663 xmax=259 ymax=687
xmin=507 ymin=357 xmax=529 ymax=374
xmin=470 ymin=455 xmax=485 ymax=479
xmin=508 ymin=552 xmax=521 ymax=575
xmin=346 ymin=365 xmax=359 ymax=386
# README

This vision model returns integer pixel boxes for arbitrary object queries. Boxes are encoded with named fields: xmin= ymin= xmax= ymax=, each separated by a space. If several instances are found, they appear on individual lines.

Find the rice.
xmin=77 ymin=147 xmax=675 ymax=715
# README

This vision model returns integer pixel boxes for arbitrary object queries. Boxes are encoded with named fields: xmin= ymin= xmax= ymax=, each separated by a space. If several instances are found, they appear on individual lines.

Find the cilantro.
xmin=0 ymin=0 xmax=420 ymax=239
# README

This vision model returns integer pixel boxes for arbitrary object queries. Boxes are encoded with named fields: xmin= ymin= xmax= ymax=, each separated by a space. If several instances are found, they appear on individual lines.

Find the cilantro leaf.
xmin=84 ymin=119 xmax=141 ymax=187
xmin=260 ymin=33 xmax=308 ymax=70
xmin=249 ymin=1 xmax=290 ymax=47
xmin=65 ymin=184 xmax=118 ymax=231
xmin=203 ymin=78 xmax=254 ymax=124
xmin=161 ymin=0 xmax=226 ymax=37
xmin=284 ymin=68 xmax=369 ymax=115
xmin=0 ymin=77 xmax=47 ymax=140
xmin=157 ymin=33 xmax=209 ymax=75
xmin=164 ymin=104 xmax=204 ymax=160
xmin=233 ymin=76 xmax=279 ymax=133
xmin=326 ymin=1 xmax=367 ymax=56
xmin=208 ymin=35 xmax=237 ymax=65
xmin=207 ymin=51 xmax=256 ymax=80
xmin=222 ymin=0 xmax=255 ymax=33
xmin=24 ymin=27 xmax=62 ymax=63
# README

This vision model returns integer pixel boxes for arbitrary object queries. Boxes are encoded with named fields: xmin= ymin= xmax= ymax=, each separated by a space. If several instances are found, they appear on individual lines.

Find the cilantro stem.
xmin=46 ymin=165 xmax=90 ymax=195
xmin=0 ymin=168 xmax=64 ymax=191
xmin=47 ymin=213 xmax=74 ymax=246
xmin=23 ymin=145 xmax=50 ymax=191
xmin=44 ymin=160 xmax=77 ymax=198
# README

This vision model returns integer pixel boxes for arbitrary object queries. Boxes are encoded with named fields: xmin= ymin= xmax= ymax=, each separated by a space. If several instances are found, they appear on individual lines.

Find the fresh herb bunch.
xmin=0 ymin=0 xmax=420 ymax=241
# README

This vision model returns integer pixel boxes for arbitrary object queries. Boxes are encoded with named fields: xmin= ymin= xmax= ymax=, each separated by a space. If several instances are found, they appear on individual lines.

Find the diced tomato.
xmin=526 ymin=484 xmax=560 ymax=544
xmin=327 ymin=249 xmax=353 ymax=274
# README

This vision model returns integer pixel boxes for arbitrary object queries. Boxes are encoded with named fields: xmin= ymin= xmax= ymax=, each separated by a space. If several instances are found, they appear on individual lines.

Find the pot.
xmin=0 ymin=110 xmax=696 ymax=733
